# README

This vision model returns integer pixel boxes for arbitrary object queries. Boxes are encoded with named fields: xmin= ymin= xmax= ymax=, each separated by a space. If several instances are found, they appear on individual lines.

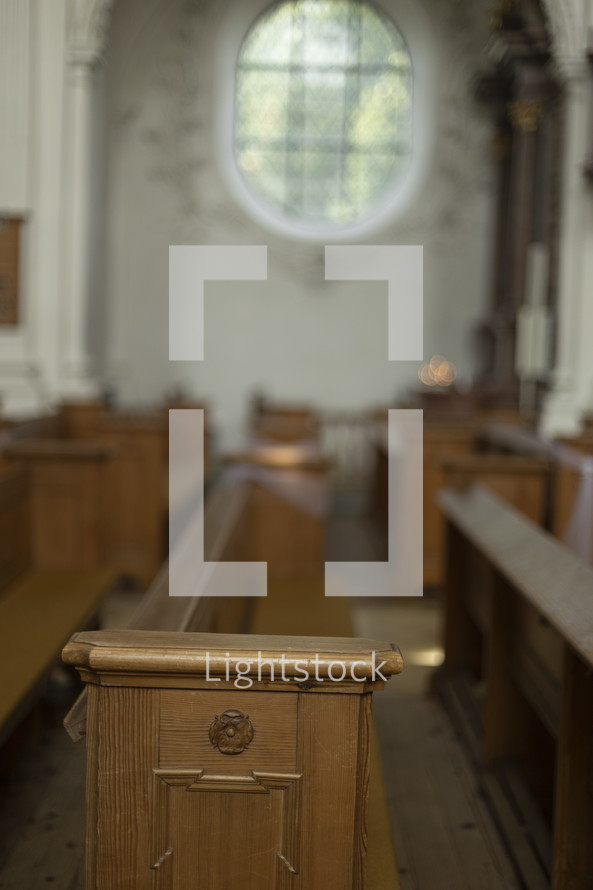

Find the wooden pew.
xmin=552 ymin=435 xmax=593 ymax=556
xmin=63 ymin=471 xmax=402 ymax=888
xmin=440 ymin=453 xmax=551 ymax=527
xmin=0 ymin=465 xmax=116 ymax=748
xmin=92 ymin=413 xmax=167 ymax=584
xmin=0 ymin=412 xmax=62 ymax=470
xmin=64 ymin=629 xmax=402 ymax=890
xmin=418 ymin=421 xmax=480 ymax=586
xmin=250 ymin=396 xmax=319 ymax=444
xmin=1 ymin=402 xmax=172 ymax=584
xmin=372 ymin=420 xmax=488 ymax=586
xmin=224 ymin=446 xmax=329 ymax=578
xmin=61 ymin=402 xmax=170 ymax=583
xmin=372 ymin=416 xmax=554 ymax=590
xmin=478 ymin=420 xmax=593 ymax=562
xmin=3 ymin=439 xmax=115 ymax=568
xmin=436 ymin=484 xmax=593 ymax=890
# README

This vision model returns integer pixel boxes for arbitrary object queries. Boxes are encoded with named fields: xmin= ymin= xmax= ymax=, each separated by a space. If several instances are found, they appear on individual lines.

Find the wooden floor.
xmin=0 ymin=509 xmax=522 ymax=889
xmin=0 ymin=680 xmax=86 ymax=889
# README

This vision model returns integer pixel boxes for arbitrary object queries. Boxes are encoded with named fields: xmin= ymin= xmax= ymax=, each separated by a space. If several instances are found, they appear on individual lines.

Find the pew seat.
xmin=0 ymin=567 xmax=116 ymax=747
xmin=0 ymin=464 xmax=118 ymax=747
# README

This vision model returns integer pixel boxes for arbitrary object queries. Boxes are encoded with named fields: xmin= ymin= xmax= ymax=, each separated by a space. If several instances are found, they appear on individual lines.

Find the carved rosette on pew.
xmin=63 ymin=630 xmax=403 ymax=890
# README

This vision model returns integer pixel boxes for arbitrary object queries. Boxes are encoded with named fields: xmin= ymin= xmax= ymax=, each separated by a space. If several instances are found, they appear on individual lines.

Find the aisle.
xmin=0 ymin=687 xmax=86 ymax=888
xmin=353 ymin=597 xmax=522 ymax=890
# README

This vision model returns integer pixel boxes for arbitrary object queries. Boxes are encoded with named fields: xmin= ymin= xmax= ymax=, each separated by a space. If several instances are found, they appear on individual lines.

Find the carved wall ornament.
xmin=209 ymin=709 xmax=254 ymax=754
xmin=508 ymin=100 xmax=543 ymax=132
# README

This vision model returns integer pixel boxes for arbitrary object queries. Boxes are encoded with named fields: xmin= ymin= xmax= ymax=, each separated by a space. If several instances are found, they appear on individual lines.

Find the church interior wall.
xmin=101 ymin=0 xmax=494 ymax=446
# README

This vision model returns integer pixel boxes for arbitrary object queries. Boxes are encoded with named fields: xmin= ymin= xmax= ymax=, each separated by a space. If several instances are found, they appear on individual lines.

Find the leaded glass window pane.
xmin=235 ymin=0 xmax=413 ymax=227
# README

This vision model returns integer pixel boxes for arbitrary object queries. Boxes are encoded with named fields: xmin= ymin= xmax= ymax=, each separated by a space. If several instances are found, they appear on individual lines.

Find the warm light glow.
xmin=405 ymin=647 xmax=444 ymax=667
xmin=419 ymin=363 xmax=436 ymax=386
xmin=252 ymin=445 xmax=317 ymax=466
xmin=418 ymin=355 xmax=457 ymax=388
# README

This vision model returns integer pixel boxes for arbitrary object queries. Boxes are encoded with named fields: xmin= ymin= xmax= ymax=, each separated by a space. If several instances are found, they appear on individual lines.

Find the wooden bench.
xmin=63 ymin=471 xmax=402 ymax=888
xmin=551 ymin=435 xmax=593 ymax=560
xmin=478 ymin=420 xmax=593 ymax=562
xmin=436 ymin=484 xmax=593 ymax=890
xmin=371 ymin=419 xmax=551 ymax=587
xmin=415 ymin=420 xmax=478 ymax=587
xmin=0 ymin=412 xmax=62 ymax=470
xmin=224 ymin=446 xmax=329 ymax=578
xmin=439 ymin=453 xmax=551 ymax=526
xmin=1 ymin=401 xmax=172 ymax=584
xmin=250 ymin=396 xmax=319 ymax=444
xmin=0 ymin=465 xmax=116 ymax=748
xmin=4 ymin=439 xmax=115 ymax=568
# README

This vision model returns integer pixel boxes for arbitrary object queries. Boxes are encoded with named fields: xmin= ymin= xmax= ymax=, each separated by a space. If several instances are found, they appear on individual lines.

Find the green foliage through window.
xmin=235 ymin=0 xmax=413 ymax=227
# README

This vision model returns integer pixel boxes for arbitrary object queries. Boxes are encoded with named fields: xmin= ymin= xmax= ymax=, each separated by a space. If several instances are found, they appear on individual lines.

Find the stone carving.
xmin=209 ymin=709 xmax=255 ymax=755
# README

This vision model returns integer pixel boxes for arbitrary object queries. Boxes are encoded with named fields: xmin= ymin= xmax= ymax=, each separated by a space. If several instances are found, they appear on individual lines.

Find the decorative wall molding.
xmin=67 ymin=0 xmax=115 ymax=65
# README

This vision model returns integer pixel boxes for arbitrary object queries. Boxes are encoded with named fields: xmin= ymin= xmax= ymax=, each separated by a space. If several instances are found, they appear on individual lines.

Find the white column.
xmin=540 ymin=0 xmax=593 ymax=435
xmin=58 ymin=0 xmax=113 ymax=398
xmin=540 ymin=59 xmax=590 ymax=435
xmin=60 ymin=53 xmax=95 ymax=394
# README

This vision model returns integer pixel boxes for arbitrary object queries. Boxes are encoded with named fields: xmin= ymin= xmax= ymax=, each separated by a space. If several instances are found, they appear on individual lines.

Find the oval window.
xmin=234 ymin=0 xmax=413 ymax=230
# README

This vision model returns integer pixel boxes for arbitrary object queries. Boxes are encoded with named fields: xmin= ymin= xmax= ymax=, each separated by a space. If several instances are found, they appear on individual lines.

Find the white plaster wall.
xmin=0 ymin=0 xmax=68 ymax=415
xmin=104 ymin=0 xmax=494 ymax=447
xmin=0 ymin=0 xmax=30 ymax=210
